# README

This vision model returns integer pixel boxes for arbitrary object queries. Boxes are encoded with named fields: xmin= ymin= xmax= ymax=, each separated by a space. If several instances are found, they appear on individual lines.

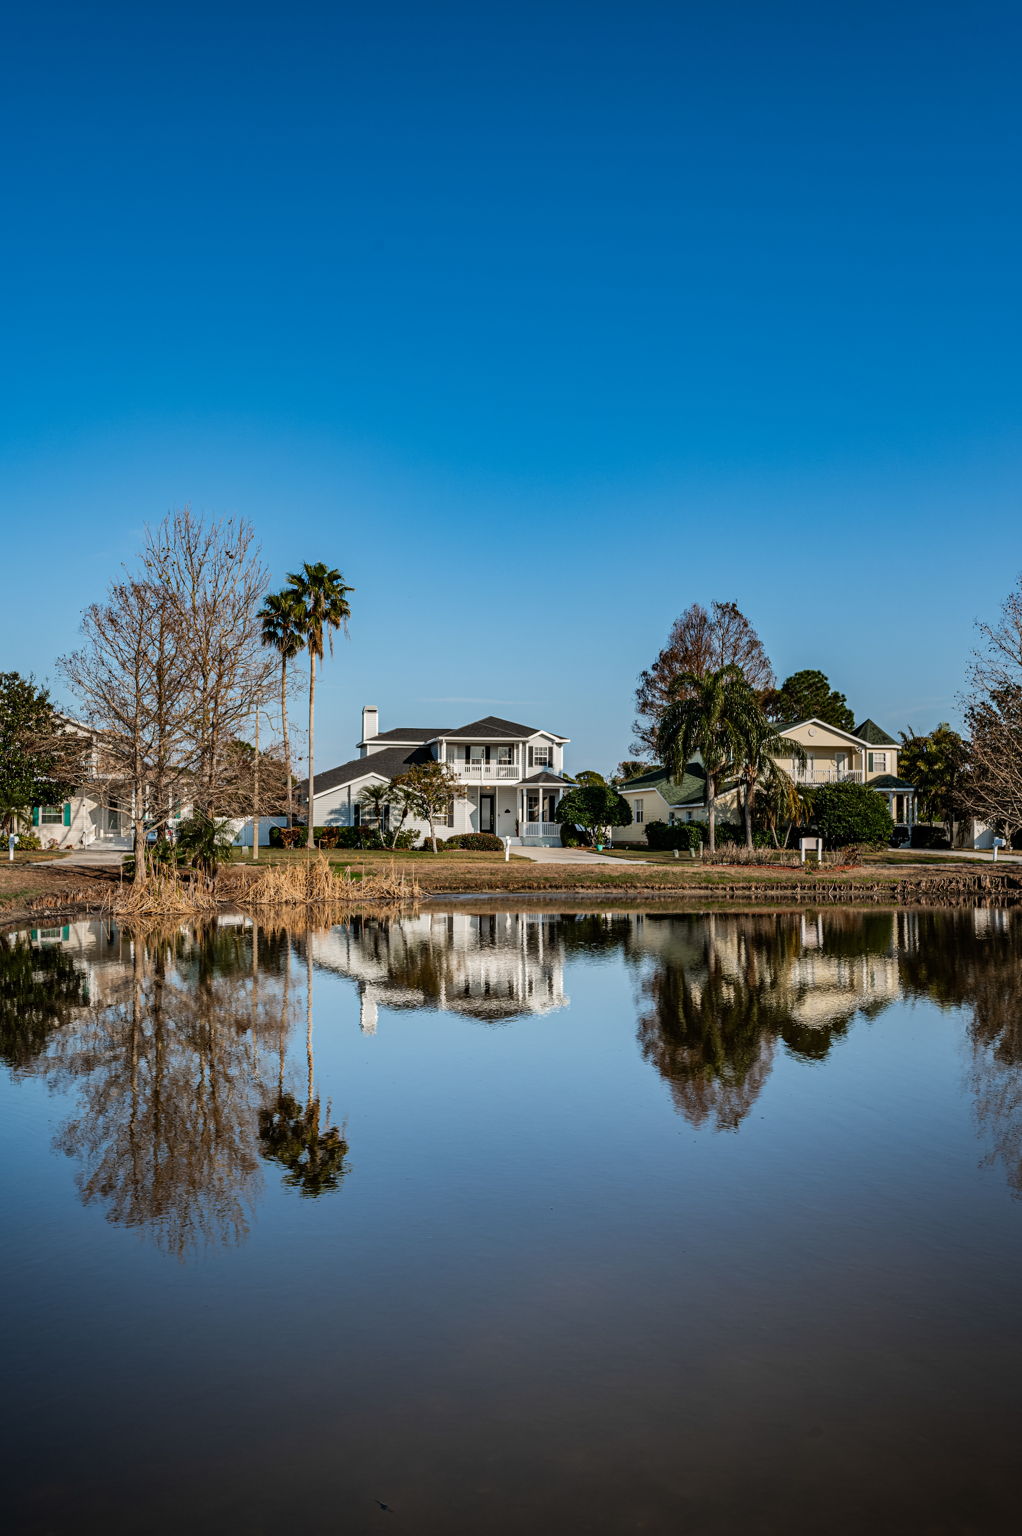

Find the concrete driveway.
xmin=55 ymin=848 xmax=126 ymax=869
xmin=513 ymin=845 xmax=647 ymax=866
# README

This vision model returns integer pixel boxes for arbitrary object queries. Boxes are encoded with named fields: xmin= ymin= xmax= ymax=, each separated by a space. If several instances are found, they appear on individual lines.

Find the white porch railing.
xmin=794 ymin=770 xmax=864 ymax=785
xmin=452 ymin=762 xmax=520 ymax=780
xmin=521 ymin=821 xmax=561 ymax=838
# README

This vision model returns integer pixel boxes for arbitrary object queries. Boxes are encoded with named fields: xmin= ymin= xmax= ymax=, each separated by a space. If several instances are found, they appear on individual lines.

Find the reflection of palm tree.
xmin=258 ymin=927 xmax=349 ymax=1197
xmin=635 ymin=914 xmax=859 ymax=1130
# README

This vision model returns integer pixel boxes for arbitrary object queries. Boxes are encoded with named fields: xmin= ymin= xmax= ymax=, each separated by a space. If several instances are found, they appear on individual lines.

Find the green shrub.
xmin=442 ymin=832 xmax=504 ymax=851
xmin=803 ymin=782 xmax=894 ymax=849
xmin=13 ymin=830 xmax=41 ymax=850
xmin=560 ymin=822 xmax=590 ymax=848
xmin=330 ymin=826 xmax=384 ymax=850
xmin=645 ymin=820 xmax=700 ymax=852
xmin=391 ymin=829 xmax=417 ymax=850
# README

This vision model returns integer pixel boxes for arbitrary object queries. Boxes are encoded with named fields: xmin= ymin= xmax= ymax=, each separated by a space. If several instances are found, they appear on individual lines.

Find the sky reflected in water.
xmin=1 ymin=907 xmax=1021 ymax=1534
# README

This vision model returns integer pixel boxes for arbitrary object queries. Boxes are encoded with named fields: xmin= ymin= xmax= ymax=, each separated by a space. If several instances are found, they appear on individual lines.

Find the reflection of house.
xmin=613 ymin=716 xmax=916 ymax=836
xmin=301 ymin=707 xmax=571 ymax=846
xmin=310 ymin=911 xmax=569 ymax=1030
xmin=625 ymin=910 xmax=903 ymax=1033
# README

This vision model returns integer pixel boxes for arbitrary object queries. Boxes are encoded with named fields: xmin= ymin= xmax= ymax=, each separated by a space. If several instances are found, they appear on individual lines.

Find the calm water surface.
xmin=2 ymin=907 xmax=1021 ymax=1534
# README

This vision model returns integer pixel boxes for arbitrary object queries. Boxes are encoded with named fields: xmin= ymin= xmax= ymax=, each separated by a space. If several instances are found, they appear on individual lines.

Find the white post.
xmin=503 ymin=836 xmax=511 ymax=862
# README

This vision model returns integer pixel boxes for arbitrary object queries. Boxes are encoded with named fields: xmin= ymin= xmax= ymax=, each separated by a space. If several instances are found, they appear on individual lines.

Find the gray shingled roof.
xmin=854 ymin=718 xmax=898 ymax=746
xmin=522 ymin=770 xmax=570 ymax=786
xmin=298 ymin=745 xmax=433 ymax=797
xmin=441 ymin=715 xmax=538 ymax=740
xmin=868 ymin=773 xmax=914 ymax=791
xmin=365 ymin=726 xmax=451 ymax=743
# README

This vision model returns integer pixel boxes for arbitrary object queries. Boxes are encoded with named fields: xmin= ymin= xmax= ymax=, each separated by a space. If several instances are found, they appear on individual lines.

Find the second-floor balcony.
xmin=793 ymin=769 xmax=864 ymax=785
xmin=451 ymin=760 xmax=525 ymax=781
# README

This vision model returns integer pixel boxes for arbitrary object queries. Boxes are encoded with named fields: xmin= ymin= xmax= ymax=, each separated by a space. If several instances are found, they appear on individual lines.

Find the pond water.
xmin=2 ymin=907 xmax=1021 ymax=1534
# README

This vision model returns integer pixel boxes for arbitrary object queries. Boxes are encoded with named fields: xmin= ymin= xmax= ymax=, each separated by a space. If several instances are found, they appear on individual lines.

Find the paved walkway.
xmin=513 ymin=845 xmax=647 ymax=866
xmin=55 ymin=848 xmax=126 ymax=868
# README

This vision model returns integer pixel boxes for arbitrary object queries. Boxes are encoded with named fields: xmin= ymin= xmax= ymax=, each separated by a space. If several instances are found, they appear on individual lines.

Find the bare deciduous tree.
xmin=144 ymin=510 xmax=276 ymax=815
xmin=965 ymin=574 xmax=1022 ymax=845
xmin=633 ymin=600 xmax=774 ymax=755
xmin=61 ymin=578 xmax=195 ymax=873
xmin=61 ymin=511 xmax=279 ymax=881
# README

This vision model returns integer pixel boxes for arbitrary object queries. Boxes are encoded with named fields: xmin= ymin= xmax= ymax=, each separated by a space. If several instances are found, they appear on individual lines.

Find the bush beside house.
xmin=803 ymin=781 xmax=894 ymax=849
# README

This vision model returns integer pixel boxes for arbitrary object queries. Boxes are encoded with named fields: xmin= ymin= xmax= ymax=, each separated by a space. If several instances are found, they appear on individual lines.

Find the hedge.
xmin=438 ymin=832 xmax=505 ymax=852
xmin=644 ymin=820 xmax=700 ymax=852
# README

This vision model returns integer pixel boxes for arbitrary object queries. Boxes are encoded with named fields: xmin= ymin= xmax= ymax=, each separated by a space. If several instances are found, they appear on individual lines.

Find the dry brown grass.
xmin=113 ymin=871 xmax=219 ymax=918
xmin=223 ymin=854 xmax=420 ymax=908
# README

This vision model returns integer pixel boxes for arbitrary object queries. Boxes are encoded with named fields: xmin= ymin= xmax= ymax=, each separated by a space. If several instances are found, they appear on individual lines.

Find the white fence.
xmin=520 ymin=822 xmax=561 ymax=839
xmin=452 ymin=762 xmax=521 ymax=780
xmin=794 ymin=770 xmax=864 ymax=785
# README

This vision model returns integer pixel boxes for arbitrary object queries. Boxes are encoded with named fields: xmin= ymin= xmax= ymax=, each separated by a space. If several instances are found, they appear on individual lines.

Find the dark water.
xmin=2 ymin=907 xmax=1021 ymax=1535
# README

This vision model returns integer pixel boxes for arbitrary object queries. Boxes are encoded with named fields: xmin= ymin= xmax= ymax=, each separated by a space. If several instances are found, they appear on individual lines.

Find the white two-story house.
xmin=302 ymin=707 xmax=571 ymax=845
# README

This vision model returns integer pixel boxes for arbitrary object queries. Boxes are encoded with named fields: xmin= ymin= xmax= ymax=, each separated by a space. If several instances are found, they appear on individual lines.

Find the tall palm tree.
xmin=735 ymin=713 xmax=806 ymax=848
xmin=656 ymin=664 xmax=759 ymax=852
xmin=258 ymin=589 xmax=306 ymax=828
xmin=286 ymin=564 xmax=354 ymax=850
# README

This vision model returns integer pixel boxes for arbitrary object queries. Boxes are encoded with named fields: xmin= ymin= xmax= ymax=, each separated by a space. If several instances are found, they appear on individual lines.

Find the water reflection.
xmin=311 ymin=911 xmax=569 ymax=1030
xmin=3 ymin=906 xmax=1022 ymax=1262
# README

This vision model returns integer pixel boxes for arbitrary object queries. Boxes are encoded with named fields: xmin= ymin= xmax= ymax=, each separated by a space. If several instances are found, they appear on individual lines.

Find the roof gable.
xmin=778 ymin=717 xmax=877 ymax=749
xmin=618 ymin=762 xmax=707 ymax=806
xmin=854 ymin=718 xmax=898 ymax=747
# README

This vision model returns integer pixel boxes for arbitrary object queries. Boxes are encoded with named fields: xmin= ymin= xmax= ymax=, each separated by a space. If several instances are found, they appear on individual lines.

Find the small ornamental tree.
xmin=805 ymin=781 xmax=894 ymax=849
xmin=391 ymin=760 xmax=468 ymax=852
xmin=555 ymin=784 xmax=632 ymax=844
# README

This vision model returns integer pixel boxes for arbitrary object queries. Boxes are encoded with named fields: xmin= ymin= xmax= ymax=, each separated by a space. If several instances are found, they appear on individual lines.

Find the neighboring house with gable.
xmin=613 ymin=715 xmax=917 ymax=838
xmin=301 ymin=707 xmax=571 ymax=846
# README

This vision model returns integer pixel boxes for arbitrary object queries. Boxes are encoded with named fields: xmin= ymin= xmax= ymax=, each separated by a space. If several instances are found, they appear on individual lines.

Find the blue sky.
xmin=2 ymin=1 xmax=1020 ymax=772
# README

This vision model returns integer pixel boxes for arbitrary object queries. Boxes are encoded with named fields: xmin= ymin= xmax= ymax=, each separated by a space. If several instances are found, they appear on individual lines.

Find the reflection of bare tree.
xmin=899 ymin=910 xmax=1022 ymax=1196
xmin=41 ymin=923 xmax=295 ymax=1258
xmin=259 ymin=926 xmax=349 ymax=1198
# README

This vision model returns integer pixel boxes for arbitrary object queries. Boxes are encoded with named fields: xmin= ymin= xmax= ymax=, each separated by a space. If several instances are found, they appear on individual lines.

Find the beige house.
xmin=613 ymin=716 xmax=916 ymax=839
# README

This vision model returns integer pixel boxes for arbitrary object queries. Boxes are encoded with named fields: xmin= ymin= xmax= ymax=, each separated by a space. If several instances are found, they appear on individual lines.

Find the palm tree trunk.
xmin=707 ymin=773 xmax=717 ymax=853
xmin=744 ymin=780 xmax=753 ymax=849
xmin=281 ymin=657 xmax=293 ymax=828
xmin=306 ymin=647 xmax=316 ymax=851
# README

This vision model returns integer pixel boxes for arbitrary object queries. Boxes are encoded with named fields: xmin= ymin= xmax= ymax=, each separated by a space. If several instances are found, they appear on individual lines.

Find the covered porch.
xmin=869 ymin=774 xmax=916 ymax=827
xmin=464 ymin=777 xmax=565 ymax=845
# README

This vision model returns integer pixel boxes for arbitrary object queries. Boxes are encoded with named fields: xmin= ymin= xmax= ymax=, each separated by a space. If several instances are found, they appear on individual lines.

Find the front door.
xmin=479 ymin=794 xmax=495 ymax=833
